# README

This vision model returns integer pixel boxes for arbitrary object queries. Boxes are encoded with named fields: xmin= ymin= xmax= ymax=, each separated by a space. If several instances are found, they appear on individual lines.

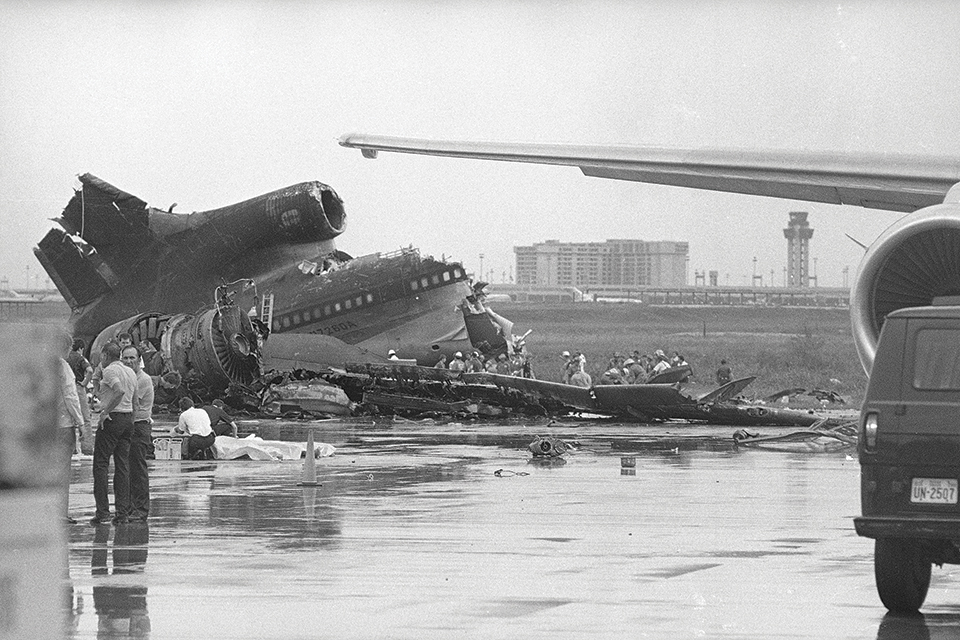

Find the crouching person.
xmin=173 ymin=397 xmax=215 ymax=460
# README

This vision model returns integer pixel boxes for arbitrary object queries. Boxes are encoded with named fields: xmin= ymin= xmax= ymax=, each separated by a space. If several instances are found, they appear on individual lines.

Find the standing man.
xmin=116 ymin=332 xmax=134 ymax=350
xmin=448 ymin=351 xmax=466 ymax=372
xmin=58 ymin=337 xmax=86 ymax=523
xmin=465 ymin=351 xmax=483 ymax=373
xmin=570 ymin=364 xmax=592 ymax=388
xmin=651 ymin=350 xmax=671 ymax=375
xmin=92 ymin=342 xmax=137 ymax=525
xmin=122 ymin=345 xmax=153 ymax=523
xmin=66 ymin=338 xmax=93 ymax=455
xmin=624 ymin=358 xmax=646 ymax=384
xmin=560 ymin=351 xmax=573 ymax=384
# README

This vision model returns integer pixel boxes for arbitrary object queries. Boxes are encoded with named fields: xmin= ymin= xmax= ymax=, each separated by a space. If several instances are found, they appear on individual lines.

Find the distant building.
xmin=514 ymin=239 xmax=689 ymax=287
xmin=784 ymin=211 xmax=814 ymax=287
xmin=0 ymin=287 xmax=69 ymax=323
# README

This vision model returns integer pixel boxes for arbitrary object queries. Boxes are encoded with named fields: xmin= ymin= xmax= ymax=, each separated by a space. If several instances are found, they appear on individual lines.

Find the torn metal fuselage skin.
xmin=341 ymin=364 xmax=843 ymax=427
xmin=34 ymin=175 xmax=507 ymax=388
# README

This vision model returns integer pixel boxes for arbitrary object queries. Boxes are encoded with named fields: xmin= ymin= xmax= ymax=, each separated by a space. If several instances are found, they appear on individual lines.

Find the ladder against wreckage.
xmin=260 ymin=293 xmax=275 ymax=328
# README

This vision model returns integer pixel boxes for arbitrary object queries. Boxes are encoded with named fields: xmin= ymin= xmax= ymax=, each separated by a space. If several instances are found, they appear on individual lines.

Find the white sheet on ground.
xmin=213 ymin=435 xmax=336 ymax=461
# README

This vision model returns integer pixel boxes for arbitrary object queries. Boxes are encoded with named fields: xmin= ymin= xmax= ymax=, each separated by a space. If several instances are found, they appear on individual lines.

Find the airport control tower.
xmin=783 ymin=211 xmax=813 ymax=287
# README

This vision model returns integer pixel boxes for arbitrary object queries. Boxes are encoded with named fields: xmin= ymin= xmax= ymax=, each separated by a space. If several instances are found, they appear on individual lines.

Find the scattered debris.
xmin=807 ymin=388 xmax=846 ymax=405
xmin=528 ymin=435 xmax=572 ymax=458
xmin=260 ymin=377 xmax=353 ymax=416
xmin=493 ymin=469 xmax=530 ymax=477
xmin=733 ymin=419 xmax=858 ymax=452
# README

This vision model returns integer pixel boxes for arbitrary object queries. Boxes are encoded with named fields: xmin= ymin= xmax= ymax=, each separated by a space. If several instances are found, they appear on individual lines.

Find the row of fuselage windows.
xmin=409 ymin=267 xmax=462 ymax=291
xmin=272 ymin=267 xmax=465 ymax=332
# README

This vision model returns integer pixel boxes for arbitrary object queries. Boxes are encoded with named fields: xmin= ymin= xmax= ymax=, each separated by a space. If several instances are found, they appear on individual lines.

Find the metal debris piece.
xmin=528 ymin=435 xmax=570 ymax=458
xmin=733 ymin=420 xmax=858 ymax=452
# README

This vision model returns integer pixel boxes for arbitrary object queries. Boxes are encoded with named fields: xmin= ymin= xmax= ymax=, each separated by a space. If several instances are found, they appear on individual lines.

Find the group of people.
xmin=58 ymin=332 xmax=240 ymax=526
xmin=432 ymin=350 xmax=536 ymax=378
xmin=58 ymin=335 xmax=155 ymax=525
xmin=559 ymin=349 xmax=694 ymax=386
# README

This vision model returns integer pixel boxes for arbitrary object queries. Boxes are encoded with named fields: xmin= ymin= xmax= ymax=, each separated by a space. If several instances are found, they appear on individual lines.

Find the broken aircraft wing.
xmin=339 ymin=133 xmax=960 ymax=213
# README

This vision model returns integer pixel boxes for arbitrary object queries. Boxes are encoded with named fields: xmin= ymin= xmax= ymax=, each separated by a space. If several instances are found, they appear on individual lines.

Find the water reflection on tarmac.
xmin=63 ymin=418 xmax=960 ymax=639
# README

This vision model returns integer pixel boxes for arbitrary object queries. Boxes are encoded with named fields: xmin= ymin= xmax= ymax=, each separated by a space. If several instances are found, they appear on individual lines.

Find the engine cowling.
xmin=852 ymin=184 xmax=960 ymax=374
xmin=89 ymin=304 xmax=263 ymax=391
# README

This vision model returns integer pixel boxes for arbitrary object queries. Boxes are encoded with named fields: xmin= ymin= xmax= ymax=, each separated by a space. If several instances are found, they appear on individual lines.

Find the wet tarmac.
xmin=63 ymin=417 xmax=960 ymax=639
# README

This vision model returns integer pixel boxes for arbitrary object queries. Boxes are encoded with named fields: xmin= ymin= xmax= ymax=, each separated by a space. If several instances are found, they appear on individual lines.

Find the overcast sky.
xmin=3 ymin=0 xmax=959 ymax=292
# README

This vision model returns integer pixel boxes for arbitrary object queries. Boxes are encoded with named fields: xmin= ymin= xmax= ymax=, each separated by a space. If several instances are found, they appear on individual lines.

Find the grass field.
xmin=496 ymin=302 xmax=866 ymax=408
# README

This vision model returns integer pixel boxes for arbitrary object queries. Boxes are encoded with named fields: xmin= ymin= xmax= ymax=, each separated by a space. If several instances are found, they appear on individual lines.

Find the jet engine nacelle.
xmin=852 ymin=184 xmax=960 ymax=374
xmin=171 ymin=180 xmax=347 ymax=249
xmin=89 ymin=304 xmax=263 ymax=392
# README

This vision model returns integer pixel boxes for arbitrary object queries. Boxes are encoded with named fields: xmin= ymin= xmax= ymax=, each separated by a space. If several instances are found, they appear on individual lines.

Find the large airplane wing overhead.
xmin=339 ymin=134 xmax=960 ymax=214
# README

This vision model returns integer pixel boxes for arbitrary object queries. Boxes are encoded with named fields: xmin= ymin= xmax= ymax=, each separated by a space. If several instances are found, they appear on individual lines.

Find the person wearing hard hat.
xmin=652 ymin=350 xmax=671 ymax=375
xmin=448 ymin=351 xmax=466 ymax=372
xmin=465 ymin=351 xmax=483 ymax=373
xmin=624 ymin=358 xmax=645 ymax=384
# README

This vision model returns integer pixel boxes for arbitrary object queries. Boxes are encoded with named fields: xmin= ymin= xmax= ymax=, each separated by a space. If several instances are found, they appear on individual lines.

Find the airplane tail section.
xmin=60 ymin=174 xmax=152 ymax=265
xmin=35 ymin=174 xmax=351 ymax=313
xmin=33 ymin=229 xmax=118 ymax=309
xmin=34 ymin=174 xmax=151 ymax=309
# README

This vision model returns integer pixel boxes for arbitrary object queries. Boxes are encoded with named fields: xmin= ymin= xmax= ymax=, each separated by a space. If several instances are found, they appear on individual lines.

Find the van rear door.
xmin=892 ymin=318 xmax=960 ymax=511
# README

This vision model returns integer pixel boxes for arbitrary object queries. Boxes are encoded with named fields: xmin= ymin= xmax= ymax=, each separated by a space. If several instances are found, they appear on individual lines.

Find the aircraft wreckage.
xmin=35 ymin=175 xmax=846 ymax=429
xmin=34 ymin=174 xmax=512 ymax=385
xmin=323 ymin=365 xmax=850 ymax=428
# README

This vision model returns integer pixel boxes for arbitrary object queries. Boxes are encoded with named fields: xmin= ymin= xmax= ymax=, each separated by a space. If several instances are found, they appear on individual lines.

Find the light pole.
xmin=479 ymin=254 xmax=484 ymax=281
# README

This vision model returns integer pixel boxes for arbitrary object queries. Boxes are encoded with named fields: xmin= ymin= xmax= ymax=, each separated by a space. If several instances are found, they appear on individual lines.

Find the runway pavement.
xmin=62 ymin=417 xmax=960 ymax=639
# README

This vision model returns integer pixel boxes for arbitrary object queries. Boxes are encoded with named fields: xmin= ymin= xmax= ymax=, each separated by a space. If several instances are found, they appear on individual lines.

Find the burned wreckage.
xmin=35 ymin=174 xmax=843 ymax=428
xmin=34 ymin=174 xmax=511 ymax=406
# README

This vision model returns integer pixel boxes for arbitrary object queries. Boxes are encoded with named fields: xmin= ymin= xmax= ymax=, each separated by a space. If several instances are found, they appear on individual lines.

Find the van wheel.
xmin=875 ymin=538 xmax=931 ymax=613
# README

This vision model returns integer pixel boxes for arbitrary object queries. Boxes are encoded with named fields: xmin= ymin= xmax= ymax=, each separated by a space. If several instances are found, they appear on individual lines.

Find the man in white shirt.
xmin=651 ymin=350 xmax=671 ymax=375
xmin=173 ymin=397 xmax=215 ymax=459
xmin=58 ymin=342 xmax=85 ymax=524
xmin=123 ymin=345 xmax=154 ymax=522
xmin=448 ymin=351 xmax=466 ymax=372
xmin=92 ymin=342 xmax=138 ymax=525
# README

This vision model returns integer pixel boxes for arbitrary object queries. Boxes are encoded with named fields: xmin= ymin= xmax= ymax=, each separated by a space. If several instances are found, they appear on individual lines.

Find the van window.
xmin=914 ymin=328 xmax=960 ymax=390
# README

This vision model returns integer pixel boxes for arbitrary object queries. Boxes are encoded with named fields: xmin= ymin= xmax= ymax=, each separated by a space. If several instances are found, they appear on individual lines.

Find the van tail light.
xmin=863 ymin=412 xmax=879 ymax=451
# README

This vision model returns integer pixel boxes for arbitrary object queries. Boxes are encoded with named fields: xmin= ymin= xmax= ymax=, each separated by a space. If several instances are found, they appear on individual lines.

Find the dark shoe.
xmin=89 ymin=516 xmax=111 ymax=526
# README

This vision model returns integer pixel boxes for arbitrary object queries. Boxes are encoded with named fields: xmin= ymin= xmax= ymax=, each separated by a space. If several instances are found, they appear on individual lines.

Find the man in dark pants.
xmin=92 ymin=342 xmax=138 ymax=525
xmin=202 ymin=399 xmax=238 ymax=438
xmin=174 ymin=397 xmax=215 ymax=459
xmin=123 ymin=345 xmax=154 ymax=523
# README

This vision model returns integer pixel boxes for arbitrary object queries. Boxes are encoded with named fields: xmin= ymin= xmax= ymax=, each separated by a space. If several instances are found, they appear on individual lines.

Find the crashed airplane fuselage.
xmin=34 ymin=174 xmax=496 ymax=383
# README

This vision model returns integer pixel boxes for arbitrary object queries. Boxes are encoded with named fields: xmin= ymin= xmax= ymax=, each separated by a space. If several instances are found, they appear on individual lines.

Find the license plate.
xmin=911 ymin=478 xmax=959 ymax=504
